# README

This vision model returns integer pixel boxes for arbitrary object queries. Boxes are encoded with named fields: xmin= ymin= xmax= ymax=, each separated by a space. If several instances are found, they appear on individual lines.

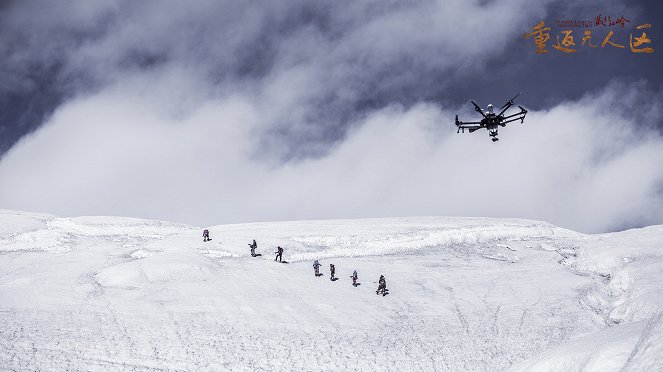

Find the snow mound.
xmin=95 ymin=259 xmax=215 ymax=288
xmin=0 ymin=210 xmax=195 ymax=253
xmin=0 ymin=209 xmax=54 ymax=236
xmin=96 ymin=247 xmax=216 ymax=288
xmin=48 ymin=216 xmax=193 ymax=238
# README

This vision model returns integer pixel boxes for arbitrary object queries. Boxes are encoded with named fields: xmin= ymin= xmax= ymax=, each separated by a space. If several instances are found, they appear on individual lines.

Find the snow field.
xmin=1 ymin=211 xmax=662 ymax=371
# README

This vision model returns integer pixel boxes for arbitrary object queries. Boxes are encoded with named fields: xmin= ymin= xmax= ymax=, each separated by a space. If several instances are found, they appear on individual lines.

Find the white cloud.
xmin=1 ymin=76 xmax=661 ymax=233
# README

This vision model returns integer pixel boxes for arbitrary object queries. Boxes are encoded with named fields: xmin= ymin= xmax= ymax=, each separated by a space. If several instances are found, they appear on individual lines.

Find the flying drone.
xmin=455 ymin=93 xmax=528 ymax=142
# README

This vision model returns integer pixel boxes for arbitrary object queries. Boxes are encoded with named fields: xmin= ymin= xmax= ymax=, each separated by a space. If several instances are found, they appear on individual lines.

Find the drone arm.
xmin=495 ymin=106 xmax=528 ymax=127
xmin=455 ymin=114 xmax=481 ymax=126
xmin=502 ymin=112 xmax=523 ymax=120
xmin=457 ymin=124 xmax=482 ymax=133
xmin=502 ymin=106 xmax=528 ymax=120
xmin=500 ymin=113 xmax=527 ymax=126
xmin=456 ymin=121 xmax=482 ymax=127
xmin=455 ymin=117 xmax=482 ymax=133
xmin=470 ymin=101 xmax=487 ymax=118
xmin=501 ymin=119 xmax=520 ymax=126
xmin=497 ymin=93 xmax=522 ymax=116
xmin=497 ymin=102 xmax=513 ymax=117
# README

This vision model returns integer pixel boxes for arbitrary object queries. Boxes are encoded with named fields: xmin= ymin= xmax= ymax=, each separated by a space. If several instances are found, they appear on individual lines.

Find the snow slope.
xmin=0 ymin=210 xmax=661 ymax=371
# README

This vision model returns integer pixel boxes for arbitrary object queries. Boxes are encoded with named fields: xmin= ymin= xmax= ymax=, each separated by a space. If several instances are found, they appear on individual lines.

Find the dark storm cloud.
xmin=0 ymin=1 xmax=118 ymax=154
xmin=472 ymin=0 xmax=663 ymax=111
xmin=1 ymin=0 xmax=662 ymax=233
xmin=0 ymin=0 xmax=560 ymax=159
xmin=2 ymin=0 xmax=661 ymax=160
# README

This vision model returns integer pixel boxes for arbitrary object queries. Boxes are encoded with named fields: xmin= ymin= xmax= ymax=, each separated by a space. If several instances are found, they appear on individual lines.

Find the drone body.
xmin=455 ymin=93 xmax=528 ymax=142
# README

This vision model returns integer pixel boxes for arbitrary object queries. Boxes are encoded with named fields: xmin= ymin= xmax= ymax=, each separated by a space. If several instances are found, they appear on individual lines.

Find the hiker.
xmin=202 ymin=229 xmax=210 ymax=242
xmin=275 ymin=246 xmax=284 ymax=262
xmin=329 ymin=264 xmax=336 ymax=280
xmin=249 ymin=239 xmax=257 ymax=256
xmin=351 ymin=270 xmax=358 ymax=286
xmin=376 ymin=275 xmax=387 ymax=296
xmin=313 ymin=260 xmax=321 ymax=276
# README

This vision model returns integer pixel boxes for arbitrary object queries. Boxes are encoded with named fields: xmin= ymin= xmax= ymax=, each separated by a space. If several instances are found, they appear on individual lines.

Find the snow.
xmin=0 ymin=210 xmax=661 ymax=371
xmin=573 ymin=226 xmax=663 ymax=324
xmin=0 ymin=210 xmax=193 ymax=254
xmin=507 ymin=320 xmax=647 ymax=372
xmin=622 ymin=312 xmax=663 ymax=371
xmin=508 ymin=225 xmax=663 ymax=372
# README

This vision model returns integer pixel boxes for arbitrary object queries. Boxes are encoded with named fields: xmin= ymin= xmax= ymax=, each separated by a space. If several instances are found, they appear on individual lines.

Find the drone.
xmin=455 ymin=93 xmax=528 ymax=142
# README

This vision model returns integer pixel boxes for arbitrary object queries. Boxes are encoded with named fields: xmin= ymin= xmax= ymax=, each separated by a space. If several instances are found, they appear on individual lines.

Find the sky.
xmin=0 ymin=0 xmax=662 ymax=233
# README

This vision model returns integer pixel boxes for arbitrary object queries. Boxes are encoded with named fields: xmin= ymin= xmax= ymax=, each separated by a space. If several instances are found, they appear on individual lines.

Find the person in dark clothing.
xmin=203 ymin=229 xmax=210 ymax=242
xmin=313 ymin=260 xmax=321 ymax=276
xmin=376 ymin=275 xmax=387 ymax=296
xmin=351 ymin=270 xmax=358 ymax=286
xmin=275 ymin=246 xmax=283 ymax=262
xmin=329 ymin=264 xmax=336 ymax=280
xmin=249 ymin=239 xmax=257 ymax=256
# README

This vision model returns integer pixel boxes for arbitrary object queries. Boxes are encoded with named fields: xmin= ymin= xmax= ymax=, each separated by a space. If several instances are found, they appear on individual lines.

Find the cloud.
xmin=1 ymin=0 xmax=559 ymax=157
xmin=1 ymin=1 xmax=662 ymax=233
xmin=1 ymin=76 xmax=662 ymax=233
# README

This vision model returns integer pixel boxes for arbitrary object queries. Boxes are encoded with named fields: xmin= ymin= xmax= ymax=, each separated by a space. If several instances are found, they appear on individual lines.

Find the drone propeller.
xmin=500 ymin=92 xmax=521 ymax=110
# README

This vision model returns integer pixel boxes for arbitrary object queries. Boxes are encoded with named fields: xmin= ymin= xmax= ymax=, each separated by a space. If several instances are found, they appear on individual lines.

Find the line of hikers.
xmin=203 ymin=231 xmax=388 ymax=295
xmin=311 ymin=259 xmax=387 ymax=295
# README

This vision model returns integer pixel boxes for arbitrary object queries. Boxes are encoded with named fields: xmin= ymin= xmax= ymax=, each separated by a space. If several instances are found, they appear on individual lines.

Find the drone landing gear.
xmin=489 ymin=128 xmax=499 ymax=142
